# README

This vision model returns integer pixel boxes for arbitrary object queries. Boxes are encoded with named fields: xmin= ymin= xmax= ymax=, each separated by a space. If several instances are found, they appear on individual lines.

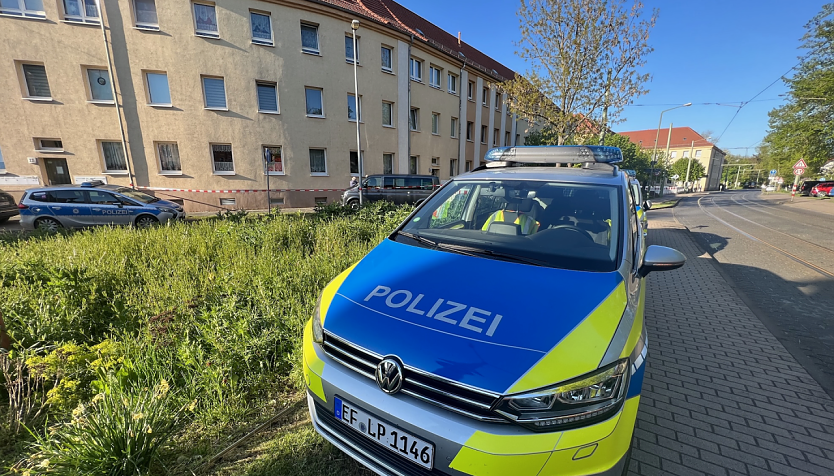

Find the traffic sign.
xmin=777 ymin=177 xmax=784 ymax=183
xmin=793 ymin=159 xmax=808 ymax=169
xmin=770 ymin=169 xmax=777 ymax=176
xmin=794 ymin=168 xmax=805 ymax=176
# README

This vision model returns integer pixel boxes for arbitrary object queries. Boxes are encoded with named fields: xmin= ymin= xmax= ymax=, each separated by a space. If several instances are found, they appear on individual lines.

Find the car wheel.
xmin=135 ymin=215 xmax=159 ymax=228
xmin=35 ymin=217 xmax=62 ymax=232
xmin=347 ymin=199 xmax=359 ymax=210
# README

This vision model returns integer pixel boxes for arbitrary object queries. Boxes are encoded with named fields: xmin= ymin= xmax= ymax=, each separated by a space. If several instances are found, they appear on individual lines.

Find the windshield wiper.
xmin=437 ymin=243 xmax=550 ymax=267
xmin=396 ymin=231 xmax=438 ymax=247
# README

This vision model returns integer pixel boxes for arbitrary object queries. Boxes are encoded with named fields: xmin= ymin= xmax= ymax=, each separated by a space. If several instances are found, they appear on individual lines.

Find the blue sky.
xmin=398 ymin=0 xmax=823 ymax=155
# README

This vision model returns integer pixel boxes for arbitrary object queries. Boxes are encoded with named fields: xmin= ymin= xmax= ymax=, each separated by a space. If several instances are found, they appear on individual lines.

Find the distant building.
xmin=0 ymin=0 xmax=527 ymax=211
xmin=619 ymin=127 xmax=725 ymax=191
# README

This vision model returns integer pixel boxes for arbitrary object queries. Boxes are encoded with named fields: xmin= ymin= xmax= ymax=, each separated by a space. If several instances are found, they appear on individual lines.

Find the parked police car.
xmin=303 ymin=145 xmax=685 ymax=476
xmin=18 ymin=182 xmax=184 ymax=231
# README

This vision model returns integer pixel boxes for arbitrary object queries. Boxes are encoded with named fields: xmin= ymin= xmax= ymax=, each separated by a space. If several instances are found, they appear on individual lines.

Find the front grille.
xmin=315 ymin=402 xmax=448 ymax=476
xmin=322 ymin=333 xmax=504 ymax=422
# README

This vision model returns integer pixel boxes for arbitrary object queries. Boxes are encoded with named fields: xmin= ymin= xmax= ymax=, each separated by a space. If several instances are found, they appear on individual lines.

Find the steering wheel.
xmin=550 ymin=225 xmax=596 ymax=243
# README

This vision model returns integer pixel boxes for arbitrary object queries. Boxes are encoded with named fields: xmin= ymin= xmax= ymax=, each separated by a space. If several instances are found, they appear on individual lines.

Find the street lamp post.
xmin=351 ymin=20 xmax=363 ymax=207
xmin=650 ymin=103 xmax=692 ymax=196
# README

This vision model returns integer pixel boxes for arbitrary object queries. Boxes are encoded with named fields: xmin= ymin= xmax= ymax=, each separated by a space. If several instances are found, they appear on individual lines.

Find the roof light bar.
xmin=484 ymin=146 xmax=624 ymax=165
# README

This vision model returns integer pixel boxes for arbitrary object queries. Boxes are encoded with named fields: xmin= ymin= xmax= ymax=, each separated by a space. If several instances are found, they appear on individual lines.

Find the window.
xmin=211 ymin=144 xmax=234 ymax=174
xmin=409 ymin=58 xmax=422 ymax=81
xmin=515 ymin=134 xmax=520 ymax=146
xmin=381 ymin=46 xmax=393 ymax=72
xmin=349 ymin=151 xmax=363 ymax=175
xmin=145 ymin=72 xmax=170 ymax=105
xmin=505 ymin=131 xmax=510 ymax=146
xmin=431 ymin=113 xmax=439 ymax=135
xmin=36 ymin=139 xmax=63 ymax=151
xmin=345 ymin=35 xmax=359 ymax=63
xmin=0 ymin=147 xmax=5 ymax=174
xmin=63 ymin=0 xmax=99 ymax=23
xmin=382 ymin=101 xmax=393 ymax=127
xmin=450 ymin=158 xmax=458 ymax=177
xmin=219 ymin=198 xmax=236 ymax=206
xmin=429 ymin=66 xmax=441 ymax=88
xmin=86 ymin=68 xmax=113 ymax=102
xmin=451 ymin=117 xmax=458 ymax=138
xmin=695 ymin=150 xmax=702 ymax=158
xmin=448 ymin=73 xmax=458 ymax=94
xmin=465 ymin=160 xmax=472 ymax=172
xmin=250 ymin=11 xmax=272 ymax=45
xmin=383 ymin=153 xmax=394 ymax=174
xmin=309 ymin=148 xmax=327 ymax=175
xmin=1 ymin=0 xmax=45 ymax=18
xmin=493 ymin=128 xmax=499 ymax=146
xmin=21 ymin=64 xmax=51 ymax=98
xmin=192 ymin=2 xmax=218 ymax=37
xmin=202 ymin=76 xmax=226 ymax=109
xmin=495 ymin=91 xmax=501 ymax=110
xmin=98 ymin=141 xmax=127 ymax=172
xmin=301 ymin=23 xmax=319 ymax=54
xmin=347 ymin=94 xmax=362 ymax=122
xmin=670 ymin=151 xmax=677 ymax=159
xmin=263 ymin=145 xmax=283 ymax=174
xmin=409 ymin=156 xmax=419 ymax=174
xmin=409 ymin=108 xmax=419 ymax=131
xmin=156 ymin=142 xmax=181 ymax=174
xmin=133 ymin=0 xmax=157 ymax=29
xmin=466 ymin=121 xmax=473 ymax=141
xmin=682 ymin=151 xmax=689 ymax=158
xmin=431 ymin=157 xmax=439 ymax=166
xmin=256 ymin=81 xmax=279 ymax=113
xmin=305 ymin=87 xmax=324 ymax=117
xmin=468 ymin=81 xmax=474 ymax=100
xmin=482 ymin=87 xmax=488 ymax=106
xmin=480 ymin=125 xmax=487 ymax=144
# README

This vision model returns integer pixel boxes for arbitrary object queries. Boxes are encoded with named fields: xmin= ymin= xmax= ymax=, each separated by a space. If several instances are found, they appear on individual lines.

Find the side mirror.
xmin=638 ymin=245 xmax=685 ymax=277
xmin=643 ymin=200 xmax=652 ymax=210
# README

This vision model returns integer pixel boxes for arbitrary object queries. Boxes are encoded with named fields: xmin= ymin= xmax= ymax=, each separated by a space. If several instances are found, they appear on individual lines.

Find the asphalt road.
xmin=673 ymin=190 xmax=834 ymax=399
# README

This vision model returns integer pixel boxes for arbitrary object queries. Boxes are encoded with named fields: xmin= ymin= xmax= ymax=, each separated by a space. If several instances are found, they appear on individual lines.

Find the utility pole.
xmin=661 ymin=123 xmax=672 ymax=196
xmin=684 ymin=140 xmax=694 ymax=191
xmin=351 ymin=20 xmax=363 ymax=207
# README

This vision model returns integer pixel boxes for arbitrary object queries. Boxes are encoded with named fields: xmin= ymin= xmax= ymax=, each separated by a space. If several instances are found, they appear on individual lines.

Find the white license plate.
xmin=334 ymin=396 xmax=434 ymax=470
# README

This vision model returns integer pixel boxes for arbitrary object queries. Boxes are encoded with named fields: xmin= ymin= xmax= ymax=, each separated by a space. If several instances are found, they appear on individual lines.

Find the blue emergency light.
xmin=484 ymin=145 xmax=624 ymax=165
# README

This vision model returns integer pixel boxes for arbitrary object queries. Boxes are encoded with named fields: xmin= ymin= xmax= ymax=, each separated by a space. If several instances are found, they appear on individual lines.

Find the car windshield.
xmin=396 ymin=179 xmax=622 ymax=272
xmin=115 ymin=188 xmax=159 ymax=203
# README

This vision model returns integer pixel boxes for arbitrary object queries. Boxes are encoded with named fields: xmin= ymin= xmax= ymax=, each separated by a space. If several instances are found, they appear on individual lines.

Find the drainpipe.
xmin=407 ymin=34 xmax=414 ymax=173
xmin=457 ymin=63 xmax=465 ymax=176
xmin=96 ymin=0 xmax=134 ymax=189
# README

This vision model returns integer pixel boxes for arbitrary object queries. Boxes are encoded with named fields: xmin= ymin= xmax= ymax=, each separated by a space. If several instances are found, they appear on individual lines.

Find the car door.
xmin=46 ymin=189 xmax=91 ymax=227
xmin=384 ymin=176 xmax=407 ymax=204
xmin=364 ymin=176 xmax=383 ymax=203
xmin=87 ymin=190 xmax=132 ymax=225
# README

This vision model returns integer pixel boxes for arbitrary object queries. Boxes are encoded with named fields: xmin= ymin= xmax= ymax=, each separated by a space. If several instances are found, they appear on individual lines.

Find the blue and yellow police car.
xmin=304 ymin=145 xmax=685 ymax=476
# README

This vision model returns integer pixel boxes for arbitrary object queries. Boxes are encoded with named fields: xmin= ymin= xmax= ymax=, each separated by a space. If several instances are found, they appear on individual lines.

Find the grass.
xmin=649 ymin=199 xmax=679 ymax=210
xmin=0 ymin=202 xmax=412 ymax=475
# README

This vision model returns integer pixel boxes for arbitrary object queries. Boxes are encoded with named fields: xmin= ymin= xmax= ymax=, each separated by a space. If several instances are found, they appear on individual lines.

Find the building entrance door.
xmin=44 ymin=158 xmax=71 ymax=185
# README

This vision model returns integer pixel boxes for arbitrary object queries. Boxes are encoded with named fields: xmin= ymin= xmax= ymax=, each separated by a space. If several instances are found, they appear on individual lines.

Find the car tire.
xmin=135 ymin=215 xmax=159 ymax=228
xmin=347 ymin=199 xmax=359 ymax=210
xmin=35 ymin=217 xmax=62 ymax=232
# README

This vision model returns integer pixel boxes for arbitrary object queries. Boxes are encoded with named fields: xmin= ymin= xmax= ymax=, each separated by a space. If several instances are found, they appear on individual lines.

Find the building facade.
xmin=0 ymin=0 xmax=527 ymax=211
xmin=619 ymin=127 xmax=726 ymax=191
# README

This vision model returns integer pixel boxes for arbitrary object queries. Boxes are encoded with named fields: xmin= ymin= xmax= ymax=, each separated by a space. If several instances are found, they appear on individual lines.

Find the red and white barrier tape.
xmin=132 ymin=185 xmax=348 ymax=193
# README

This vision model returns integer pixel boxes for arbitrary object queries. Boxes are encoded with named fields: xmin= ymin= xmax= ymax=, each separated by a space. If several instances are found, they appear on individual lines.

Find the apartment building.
xmin=0 ymin=0 xmax=526 ymax=211
xmin=620 ymin=127 xmax=726 ymax=191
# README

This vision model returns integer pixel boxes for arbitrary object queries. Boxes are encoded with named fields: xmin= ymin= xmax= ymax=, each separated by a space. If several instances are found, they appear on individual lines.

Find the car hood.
xmin=321 ymin=238 xmax=627 ymax=394
xmin=152 ymin=199 xmax=181 ymax=209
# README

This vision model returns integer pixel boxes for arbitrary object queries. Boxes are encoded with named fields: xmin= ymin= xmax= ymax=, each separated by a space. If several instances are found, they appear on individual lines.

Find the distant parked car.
xmin=341 ymin=174 xmax=440 ymax=209
xmin=0 ymin=189 xmax=19 ymax=224
xmin=18 ymin=182 xmax=185 ymax=232
xmin=800 ymin=180 xmax=824 ymax=196
xmin=811 ymin=183 xmax=834 ymax=198
xmin=764 ymin=185 xmax=776 ymax=192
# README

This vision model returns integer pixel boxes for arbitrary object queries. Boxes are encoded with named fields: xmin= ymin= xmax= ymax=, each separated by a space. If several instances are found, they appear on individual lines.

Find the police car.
xmin=18 ymin=182 xmax=185 ymax=231
xmin=304 ymin=145 xmax=685 ymax=476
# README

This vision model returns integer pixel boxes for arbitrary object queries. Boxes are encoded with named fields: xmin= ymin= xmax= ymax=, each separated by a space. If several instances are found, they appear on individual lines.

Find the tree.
xmin=761 ymin=4 xmax=834 ymax=176
xmin=505 ymin=0 xmax=657 ymax=145
xmin=669 ymin=158 xmax=705 ymax=183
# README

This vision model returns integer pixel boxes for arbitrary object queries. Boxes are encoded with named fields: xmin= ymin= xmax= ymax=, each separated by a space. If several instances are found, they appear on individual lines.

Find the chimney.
xmin=458 ymin=31 xmax=461 ymax=46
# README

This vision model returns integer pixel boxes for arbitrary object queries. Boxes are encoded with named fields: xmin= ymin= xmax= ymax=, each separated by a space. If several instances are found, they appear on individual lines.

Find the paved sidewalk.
xmin=630 ymin=210 xmax=834 ymax=475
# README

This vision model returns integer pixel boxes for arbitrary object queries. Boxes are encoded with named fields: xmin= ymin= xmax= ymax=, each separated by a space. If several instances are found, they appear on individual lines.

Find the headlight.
xmin=312 ymin=293 xmax=324 ymax=343
xmin=159 ymin=207 xmax=175 ymax=214
xmin=495 ymin=359 xmax=629 ymax=432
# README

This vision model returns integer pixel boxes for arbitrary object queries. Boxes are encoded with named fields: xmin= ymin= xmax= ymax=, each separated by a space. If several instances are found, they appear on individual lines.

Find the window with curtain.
xmin=451 ymin=118 xmax=458 ymax=138
xmin=382 ymin=102 xmax=393 ymax=127
xmin=157 ymin=143 xmax=181 ymax=173
xmin=431 ymin=113 xmax=439 ymax=134
xmin=301 ymin=23 xmax=319 ymax=53
xmin=211 ymin=144 xmax=234 ymax=173
xmin=305 ymin=88 xmax=323 ymax=116
xmin=146 ymin=72 xmax=170 ymax=105
xmin=256 ymin=82 xmax=278 ymax=113
xmin=409 ymin=108 xmax=419 ymax=131
xmin=63 ymin=0 xmax=99 ymax=22
xmin=193 ymin=3 xmax=217 ymax=36
xmin=347 ymin=94 xmax=361 ymax=121
xmin=101 ymin=141 xmax=126 ymax=172
xmin=429 ymin=66 xmax=441 ymax=88
xmin=450 ymin=159 xmax=458 ymax=177
xmin=250 ymin=12 xmax=272 ymax=45
xmin=381 ymin=46 xmax=393 ymax=72
xmin=466 ymin=122 xmax=473 ymax=141
xmin=0 ymin=0 xmax=45 ymax=17
xmin=448 ymin=74 xmax=457 ymax=94
xmin=481 ymin=125 xmax=487 ymax=143
xmin=383 ymin=153 xmax=393 ymax=174
xmin=87 ymin=69 xmax=113 ymax=101
xmin=202 ymin=77 xmax=226 ymax=109
xmin=345 ymin=36 xmax=359 ymax=63
xmin=133 ymin=0 xmax=157 ymax=28
xmin=22 ymin=64 xmax=51 ymax=98
xmin=409 ymin=58 xmax=422 ymax=81
xmin=409 ymin=156 xmax=418 ymax=175
xmin=309 ymin=149 xmax=327 ymax=174
xmin=263 ymin=146 xmax=283 ymax=174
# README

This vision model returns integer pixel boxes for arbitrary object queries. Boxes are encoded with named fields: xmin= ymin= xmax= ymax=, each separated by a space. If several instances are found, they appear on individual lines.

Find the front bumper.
xmin=303 ymin=321 xmax=638 ymax=476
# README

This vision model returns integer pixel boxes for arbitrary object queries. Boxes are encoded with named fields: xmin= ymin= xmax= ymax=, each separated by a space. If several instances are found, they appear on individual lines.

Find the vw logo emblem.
xmin=375 ymin=357 xmax=404 ymax=394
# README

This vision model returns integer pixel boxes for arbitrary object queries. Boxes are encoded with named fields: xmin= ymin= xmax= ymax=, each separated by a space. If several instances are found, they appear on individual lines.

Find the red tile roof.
xmin=308 ymin=0 xmax=516 ymax=81
xmin=619 ymin=127 xmax=720 ymax=151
